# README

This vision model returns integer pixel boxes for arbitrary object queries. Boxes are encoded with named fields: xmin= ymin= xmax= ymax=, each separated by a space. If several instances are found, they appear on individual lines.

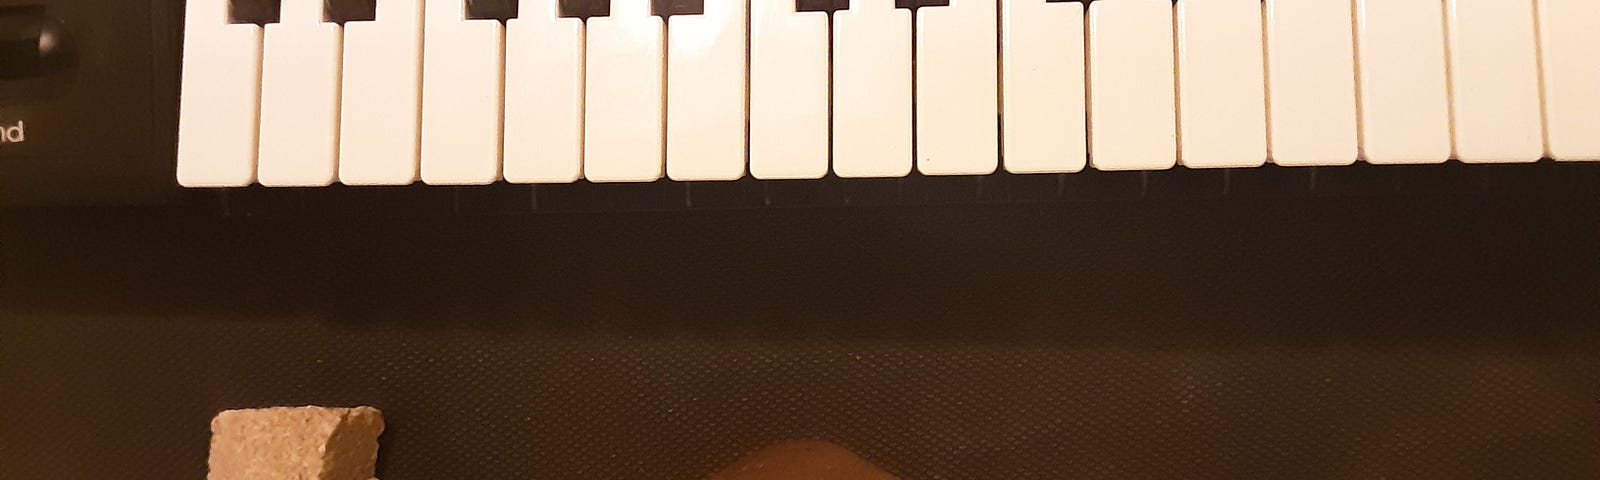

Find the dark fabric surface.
xmin=2 ymin=194 xmax=1597 ymax=479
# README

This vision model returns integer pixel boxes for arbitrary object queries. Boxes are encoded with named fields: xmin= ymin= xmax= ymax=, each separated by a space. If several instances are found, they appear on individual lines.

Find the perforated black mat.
xmin=3 ymin=194 xmax=1597 ymax=479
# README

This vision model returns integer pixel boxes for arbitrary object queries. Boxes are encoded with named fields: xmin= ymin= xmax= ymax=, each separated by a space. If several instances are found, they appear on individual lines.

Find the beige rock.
xmin=207 ymin=406 xmax=384 ymax=480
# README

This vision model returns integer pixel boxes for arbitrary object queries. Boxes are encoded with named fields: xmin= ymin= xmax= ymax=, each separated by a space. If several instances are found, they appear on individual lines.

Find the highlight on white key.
xmin=1353 ymin=0 xmax=1450 ymax=165
xmin=832 ymin=0 xmax=914 ymax=179
xmin=1175 ymin=0 xmax=1267 ymax=169
xmin=1263 ymin=0 xmax=1358 ymax=167
xmin=1536 ymin=0 xmax=1600 ymax=162
xmin=1001 ymin=0 xmax=1087 ymax=174
xmin=583 ymin=0 xmax=667 ymax=183
xmin=666 ymin=0 xmax=750 ymax=181
xmin=505 ymin=0 xmax=587 ymax=184
xmin=256 ymin=0 xmax=344 ymax=187
xmin=339 ymin=0 xmax=425 ymax=186
xmin=176 ymin=0 xmax=265 ymax=187
xmin=420 ymin=0 xmax=507 ymax=185
xmin=1087 ymin=0 xmax=1177 ymax=172
xmin=749 ymin=0 xmax=830 ymax=180
xmin=1445 ymin=0 xmax=1543 ymax=163
xmin=915 ymin=0 xmax=999 ymax=176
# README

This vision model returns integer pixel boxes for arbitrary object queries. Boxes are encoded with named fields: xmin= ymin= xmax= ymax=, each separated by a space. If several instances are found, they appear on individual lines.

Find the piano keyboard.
xmin=175 ymin=0 xmax=1600 ymax=188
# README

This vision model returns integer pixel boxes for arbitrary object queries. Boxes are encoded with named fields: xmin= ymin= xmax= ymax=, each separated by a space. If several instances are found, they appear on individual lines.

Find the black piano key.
xmin=324 ymin=0 xmax=377 ymax=24
xmin=557 ymin=0 xmax=609 ymax=17
xmin=795 ymin=0 xmax=847 ymax=12
xmin=227 ymin=0 xmax=281 ymax=25
xmin=791 ymin=0 xmax=955 ymax=13
xmin=464 ymin=0 xmax=518 ymax=22
xmin=654 ymin=0 xmax=703 ymax=16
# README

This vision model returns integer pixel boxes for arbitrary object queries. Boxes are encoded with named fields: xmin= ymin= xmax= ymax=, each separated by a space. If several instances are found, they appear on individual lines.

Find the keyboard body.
xmin=3 ymin=2 xmax=1598 ymax=479
xmin=1 ymin=0 xmax=183 ymax=206
xmin=5 ymin=0 xmax=1600 ymax=210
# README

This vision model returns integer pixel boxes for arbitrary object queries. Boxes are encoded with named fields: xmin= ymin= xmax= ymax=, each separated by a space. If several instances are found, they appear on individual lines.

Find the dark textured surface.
xmin=2 ymin=194 xmax=1598 ymax=479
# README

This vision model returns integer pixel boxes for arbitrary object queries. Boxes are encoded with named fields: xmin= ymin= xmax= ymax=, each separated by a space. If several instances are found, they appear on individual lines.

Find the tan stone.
xmin=708 ymin=440 xmax=900 ymax=480
xmin=207 ymin=406 xmax=384 ymax=480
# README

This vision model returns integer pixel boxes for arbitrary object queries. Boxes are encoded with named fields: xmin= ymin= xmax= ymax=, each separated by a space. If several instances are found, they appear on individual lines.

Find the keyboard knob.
xmin=0 ymin=6 xmax=77 ymax=102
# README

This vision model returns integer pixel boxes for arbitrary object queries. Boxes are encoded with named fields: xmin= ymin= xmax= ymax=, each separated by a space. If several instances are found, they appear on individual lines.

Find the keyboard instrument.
xmin=3 ymin=0 xmax=1599 ymax=210
xmin=166 ymin=0 xmax=1600 ymax=188
xmin=5 ymin=4 xmax=1600 ymax=479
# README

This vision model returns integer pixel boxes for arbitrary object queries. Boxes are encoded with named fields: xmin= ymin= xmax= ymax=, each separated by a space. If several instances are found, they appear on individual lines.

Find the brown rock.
xmin=709 ymin=440 xmax=901 ymax=480
xmin=207 ymin=406 xmax=384 ymax=480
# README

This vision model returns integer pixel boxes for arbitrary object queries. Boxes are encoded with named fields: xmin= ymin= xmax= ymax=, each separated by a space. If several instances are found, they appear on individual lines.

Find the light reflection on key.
xmin=257 ymin=0 xmax=343 ymax=187
xmin=1088 ymin=0 xmax=1176 ymax=171
xmin=916 ymin=0 xmax=997 ymax=176
xmin=339 ymin=0 xmax=425 ymax=186
xmin=421 ymin=0 xmax=506 ymax=185
xmin=176 ymin=0 xmax=265 ymax=187
xmin=505 ymin=0 xmax=586 ymax=183
xmin=584 ymin=0 xmax=666 ymax=183
xmin=666 ymin=0 xmax=749 ymax=181
xmin=833 ymin=0 xmax=913 ymax=178
xmin=749 ymin=0 xmax=829 ymax=180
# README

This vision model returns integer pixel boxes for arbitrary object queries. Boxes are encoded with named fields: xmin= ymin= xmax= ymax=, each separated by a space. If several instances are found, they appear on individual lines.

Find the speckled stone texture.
xmin=207 ymin=406 xmax=384 ymax=480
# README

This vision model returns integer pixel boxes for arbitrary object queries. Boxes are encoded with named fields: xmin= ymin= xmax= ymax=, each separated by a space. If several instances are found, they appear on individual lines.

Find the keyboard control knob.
xmin=0 ymin=6 xmax=77 ymax=102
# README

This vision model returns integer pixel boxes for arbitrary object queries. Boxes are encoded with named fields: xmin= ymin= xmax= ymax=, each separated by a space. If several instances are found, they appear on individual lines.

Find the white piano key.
xmin=504 ymin=0 xmax=585 ymax=183
xmin=339 ymin=0 xmax=424 ymax=186
xmin=1175 ymin=0 xmax=1266 ymax=169
xmin=1264 ymin=0 xmax=1357 ymax=167
xmin=916 ymin=0 xmax=998 ymax=176
xmin=257 ymin=0 xmax=342 ymax=187
xmin=1355 ymin=0 xmax=1450 ymax=165
xmin=749 ymin=1 xmax=829 ymax=180
xmin=421 ymin=0 xmax=505 ymax=185
xmin=1445 ymin=0 xmax=1543 ymax=163
xmin=1536 ymin=0 xmax=1600 ymax=161
xmin=666 ymin=0 xmax=749 ymax=181
xmin=1000 ymin=0 xmax=1086 ymax=174
xmin=584 ymin=0 xmax=666 ymax=183
xmin=832 ymin=0 xmax=913 ymax=178
xmin=176 ymin=0 xmax=263 ymax=187
xmin=1087 ymin=0 xmax=1176 ymax=171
